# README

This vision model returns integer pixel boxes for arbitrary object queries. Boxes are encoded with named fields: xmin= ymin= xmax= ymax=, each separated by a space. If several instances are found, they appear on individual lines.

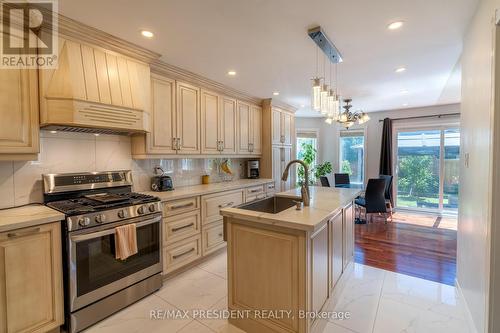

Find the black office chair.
xmin=334 ymin=173 xmax=350 ymax=188
xmin=379 ymin=174 xmax=394 ymax=221
xmin=355 ymin=178 xmax=387 ymax=223
xmin=319 ymin=176 xmax=330 ymax=187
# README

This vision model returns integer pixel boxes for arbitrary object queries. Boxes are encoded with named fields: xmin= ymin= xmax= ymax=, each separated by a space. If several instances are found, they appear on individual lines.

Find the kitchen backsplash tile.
xmin=1 ymin=131 xmax=248 ymax=208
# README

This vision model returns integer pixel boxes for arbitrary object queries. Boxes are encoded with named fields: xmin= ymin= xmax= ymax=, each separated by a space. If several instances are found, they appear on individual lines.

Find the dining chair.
xmin=354 ymin=178 xmax=388 ymax=223
xmin=319 ymin=176 xmax=330 ymax=187
xmin=334 ymin=173 xmax=350 ymax=188
xmin=379 ymin=174 xmax=394 ymax=221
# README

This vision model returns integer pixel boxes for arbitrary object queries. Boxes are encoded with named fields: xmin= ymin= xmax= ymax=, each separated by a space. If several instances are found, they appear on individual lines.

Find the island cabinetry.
xmin=224 ymin=198 xmax=357 ymax=333
xmin=0 ymin=222 xmax=64 ymax=333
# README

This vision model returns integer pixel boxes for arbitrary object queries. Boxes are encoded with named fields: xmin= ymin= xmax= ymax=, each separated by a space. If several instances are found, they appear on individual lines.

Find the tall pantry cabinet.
xmin=261 ymin=99 xmax=296 ymax=191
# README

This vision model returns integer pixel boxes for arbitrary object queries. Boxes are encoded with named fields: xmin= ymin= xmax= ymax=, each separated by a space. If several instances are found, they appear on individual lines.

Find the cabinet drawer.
xmin=246 ymin=185 xmax=264 ymax=196
xmin=265 ymin=182 xmax=276 ymax=193
xmin=202 ymin=190 xmax=244 ymax=225
xmin=163 ymin=235 xmax=201 ymax=274
xmin=202 ymin=220 xmax=225 ymax=256
xmin=246 ymin=193 xmax=267 ymax=203
xmin=163 ymin=197 xmax=199 ymax=217
xmin=164 ymin=210 xmax=201 ymax=245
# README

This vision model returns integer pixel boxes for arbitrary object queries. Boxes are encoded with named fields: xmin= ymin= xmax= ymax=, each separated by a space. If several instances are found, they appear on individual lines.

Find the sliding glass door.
xmin=395 ymin=127 xmax=460 ymax=213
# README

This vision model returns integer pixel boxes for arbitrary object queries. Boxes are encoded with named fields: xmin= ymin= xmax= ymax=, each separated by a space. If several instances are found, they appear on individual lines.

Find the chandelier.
xmin=334 ymin=99 xmax=370 ymax=129
xmin=308 ymin=26 xmax=370 ymax=128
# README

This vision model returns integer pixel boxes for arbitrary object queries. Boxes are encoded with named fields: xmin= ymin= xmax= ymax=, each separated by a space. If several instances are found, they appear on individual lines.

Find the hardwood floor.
xmin=355 ymin=212 xmax=457 ymax=285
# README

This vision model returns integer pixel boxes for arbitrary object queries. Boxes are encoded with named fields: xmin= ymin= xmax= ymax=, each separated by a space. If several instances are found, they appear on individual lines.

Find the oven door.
xmin=68 ymin=214 xmax=162 ymax=312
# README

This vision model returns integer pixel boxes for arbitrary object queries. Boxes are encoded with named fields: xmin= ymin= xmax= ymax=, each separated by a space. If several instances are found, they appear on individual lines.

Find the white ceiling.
xmin=59 ymin=0 xmax=477 ymax=117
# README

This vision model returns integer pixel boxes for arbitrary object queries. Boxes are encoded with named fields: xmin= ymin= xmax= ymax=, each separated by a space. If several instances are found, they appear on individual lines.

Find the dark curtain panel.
xmin=379 ymin=118 xmax=393 ymax=204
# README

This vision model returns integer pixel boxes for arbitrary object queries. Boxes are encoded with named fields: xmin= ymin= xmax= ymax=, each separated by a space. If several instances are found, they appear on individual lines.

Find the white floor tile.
xmin=327 ymin=263 xmax=384 ymax=333
xmin=83 ymin=294 xmax=191 ymax=333
xmin=197 ymin=251 xmax=228 ymax=280
xmin=373 ymin=298 xmax=471 ymax=333
xmin=382 ymin=271 xmax=465 ymax=319
xmin=155 ymin=267 xmax=227 ymax=311
xmin=321 ymin=321 xmax=360 ymax=333
xmin=177 ymin=320 xmax=214 ymax=333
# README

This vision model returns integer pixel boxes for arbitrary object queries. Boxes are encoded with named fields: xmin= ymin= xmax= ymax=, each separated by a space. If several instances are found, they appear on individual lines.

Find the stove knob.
xmin=148 ymin=204 xmax=157 ymax=213
xmin=95 ymin=214 xmax=106 ymax=223
xmin=118 ymin=210 xmax=129 ymax=219
xmin=137 ymin=205 xmax=146 ymax=215
xmin=78 ymin=217 xmax=91 ymax=227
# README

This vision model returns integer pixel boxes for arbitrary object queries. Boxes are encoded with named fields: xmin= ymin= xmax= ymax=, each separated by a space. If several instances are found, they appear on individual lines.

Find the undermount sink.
xmin=236 ymin=196 xmax=298 ymax=214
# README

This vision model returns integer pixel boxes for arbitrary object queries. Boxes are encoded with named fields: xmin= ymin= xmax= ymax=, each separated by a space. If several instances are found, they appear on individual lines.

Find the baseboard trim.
xmin=456 ymin=278 xmax=479 ymax=333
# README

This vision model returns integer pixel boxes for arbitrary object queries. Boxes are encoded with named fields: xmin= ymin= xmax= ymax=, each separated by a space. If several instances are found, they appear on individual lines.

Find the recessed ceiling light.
xmin=387 ymin=21 xmax=404 ymax=30
xmin=400 ymin=89 xmax=409 ymax=94
xmin=273 ymin=91 xmax=280 ymax=96
xmin=227 ymin=70 xmax=237 ymax=76
xmin=141 ymin=30 xmax=154 ymax=38
xmin=50 ymin=130 xmax=57 ymax=134
xmin=94 ymin=133 xmax=100 ymax=137
xmin=402 ymin=103 xmax=409 ymax=107
xmin=395 ymin=67 xmax=406 ymax=73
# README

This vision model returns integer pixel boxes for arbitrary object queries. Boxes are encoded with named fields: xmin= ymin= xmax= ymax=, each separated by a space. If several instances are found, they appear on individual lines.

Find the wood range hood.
xmin=39 ymin=38 xmax=152 ymax=135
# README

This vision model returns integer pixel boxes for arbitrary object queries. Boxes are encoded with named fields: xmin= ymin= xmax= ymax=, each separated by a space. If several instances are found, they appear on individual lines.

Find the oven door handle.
xmin=70 ymin=216 xmax=161 ymax=242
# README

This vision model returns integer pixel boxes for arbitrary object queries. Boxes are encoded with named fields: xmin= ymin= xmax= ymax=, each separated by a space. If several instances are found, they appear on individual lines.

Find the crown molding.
xmin=262 ymin=98 xmax=297 ymax=113
xmin=151 ymin=60 xmax=263 ymax=105
xmin=57 ymin=14 xmax=161 ymax=64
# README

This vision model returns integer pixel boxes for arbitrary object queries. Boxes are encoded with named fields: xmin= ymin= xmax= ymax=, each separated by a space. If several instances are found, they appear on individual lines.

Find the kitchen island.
xmin=220 ymin=186 xmax=361 ymax=333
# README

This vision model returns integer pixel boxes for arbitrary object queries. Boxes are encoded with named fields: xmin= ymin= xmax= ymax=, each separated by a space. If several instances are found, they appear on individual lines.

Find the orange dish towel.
xmin=115 ymin=223 xmax=138 ymax=260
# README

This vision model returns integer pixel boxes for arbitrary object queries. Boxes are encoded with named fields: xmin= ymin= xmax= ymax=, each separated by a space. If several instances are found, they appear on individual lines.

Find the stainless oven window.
xmin=75 ymin=222 xmax=160 ymax=297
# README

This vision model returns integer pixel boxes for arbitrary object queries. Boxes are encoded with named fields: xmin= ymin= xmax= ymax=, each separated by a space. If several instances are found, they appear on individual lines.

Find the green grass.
xmin=397 ymin=195 xmax=449 ymax=208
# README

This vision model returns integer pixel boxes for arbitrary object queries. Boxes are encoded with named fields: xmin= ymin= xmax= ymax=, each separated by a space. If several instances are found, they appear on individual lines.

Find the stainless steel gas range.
xmin=43 ymin=170 xmax=162 ymax=333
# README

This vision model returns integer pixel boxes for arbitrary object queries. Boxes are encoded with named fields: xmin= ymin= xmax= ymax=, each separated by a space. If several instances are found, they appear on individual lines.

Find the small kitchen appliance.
xmin=151 ymin=166 xmax=174 ymax=191
xmin=247 ymin=160 xmax=260 ymax=179
xmin=43 ymin=170 xmax=162 ymax=333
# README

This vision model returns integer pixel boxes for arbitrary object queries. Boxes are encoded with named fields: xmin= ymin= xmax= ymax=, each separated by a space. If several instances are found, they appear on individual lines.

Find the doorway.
xmin=394 ymin=126 xmax=460 ymax=214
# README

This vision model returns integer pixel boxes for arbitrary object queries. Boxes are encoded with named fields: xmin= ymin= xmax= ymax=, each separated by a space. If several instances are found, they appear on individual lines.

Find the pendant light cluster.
xmin=311 ymin=45 xmax=341 ymax=121
xmin=308 ymin=26 xmax=369 ymax=128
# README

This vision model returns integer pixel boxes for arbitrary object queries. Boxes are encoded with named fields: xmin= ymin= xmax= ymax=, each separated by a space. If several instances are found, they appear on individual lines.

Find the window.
xmin=296 ymin=129 xmax=318 ymax=184
xmin=339 ymin=130 xmax=365 ymax=185
xmin=395 ymin=127 xmax=460 ymax=213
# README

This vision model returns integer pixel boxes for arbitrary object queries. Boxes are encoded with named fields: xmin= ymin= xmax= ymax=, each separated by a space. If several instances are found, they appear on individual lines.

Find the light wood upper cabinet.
xmin=40 ymin=38 xmax=151 ymax=133
xmin=141 ymin=74 xmax=176 ymax=154
xmin=271 ymin=107 xmax=293 ymax=146
xmin=237 ymin=101 xmax=251 ymax=154
xmin=0 ymin=222 xmax=63 ymax=333
xmin=201 ymin=92 xmax=238 ymax=155
xmin=176 ymin=81 xmax=201 ymax=154
xmin=251 ymin=105 xmax=262 ymax=155
xmin=282 ymin=112 xmax=293 ymax=146
xmin=220 ymin=97 xmax=237 ymax=154
xmin=237 ymin=101 xmax=262 ymax=155
xmin=0 ymin=68 xmax=39 ymax=160
xmin=201 ymin=90 xmax=220 ymax=154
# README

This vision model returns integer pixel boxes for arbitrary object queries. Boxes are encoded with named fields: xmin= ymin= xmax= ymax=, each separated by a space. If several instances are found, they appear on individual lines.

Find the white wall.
xmin=458 ymin=1 xmax=500 ymax=332
xmin=295 ymin=103 xmax=460 ymax=184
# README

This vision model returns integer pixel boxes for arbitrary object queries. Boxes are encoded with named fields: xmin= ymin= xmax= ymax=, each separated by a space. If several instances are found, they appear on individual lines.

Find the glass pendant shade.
xmin=320 ymin=84 xmax=329 ymax=115
xmin=327 ymin=89 xmax=335 ymax=117
xmin=339 ymin=113 xmax=348 ymax=122
xmin=311 ymin=78 xmax=321 ymax=111
xmin=325 ymin=117 xmax=333 ymax=124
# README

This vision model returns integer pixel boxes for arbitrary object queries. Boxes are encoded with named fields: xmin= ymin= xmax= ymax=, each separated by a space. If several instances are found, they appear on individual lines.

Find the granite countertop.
xmin=0 ymin=204 xmax=65 ymax=233
xmin=140 ymin=178 xmax=275 ymax=202
xmin=220 ymin=186 xmax=361 ymax=232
